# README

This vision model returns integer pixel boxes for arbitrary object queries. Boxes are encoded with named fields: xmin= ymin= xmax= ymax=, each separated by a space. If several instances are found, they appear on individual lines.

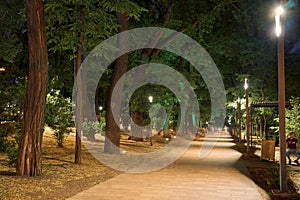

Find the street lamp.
xmin=275 ymin=3 xmax=287 ymax=193
xmin=244 ymin=79 xmax=250 ymax=154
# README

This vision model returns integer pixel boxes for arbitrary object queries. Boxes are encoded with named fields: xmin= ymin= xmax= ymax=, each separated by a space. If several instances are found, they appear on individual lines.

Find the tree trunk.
xmin=178 ymin=57 xmax=184 ymax=72
xmin=16 ymin=0 xmax=48 ymax=176
xmin=260 ymin=117 xmax=263 ymax=138
xmin=74 ymin=32 xmax=84 ymax=164
xmin=141 ymin=0 xmax=175 ymax=59
xmin=104 ymin=12 xmax=129 ymax=154
xmin=263 ymin=115 xmax=267 ymax=138
xmin=130 ymin=111 xmax=144 ymax=141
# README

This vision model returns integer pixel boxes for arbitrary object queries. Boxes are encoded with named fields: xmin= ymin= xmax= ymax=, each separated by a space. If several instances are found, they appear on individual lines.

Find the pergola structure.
xmin=249 ymin=101 xmax=291 ymax=146
xmin=250 ymin=101 xmax=291 ymax=108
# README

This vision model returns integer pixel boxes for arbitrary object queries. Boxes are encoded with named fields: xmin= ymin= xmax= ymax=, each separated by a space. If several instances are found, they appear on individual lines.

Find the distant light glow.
xmin=148 ymin=96 xmax=153 ymax=103
xmin=99 ymin=106 xmax=103 ymax=111
xmin=0 ymin=67 xmax=5 ymax=72
xmin=121 ymin=150 xmax=127 ymax=154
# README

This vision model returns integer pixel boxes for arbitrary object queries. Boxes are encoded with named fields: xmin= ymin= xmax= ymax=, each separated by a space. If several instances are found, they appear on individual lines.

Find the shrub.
xmin=82 ymin=120 xmax=103 ymax=140
xmin=46 ymin=89 xmax=73 ymax=147
xmin=271 ymin=97 xmax=300 ymax=140
xmin=1 ymin=122 xmax=21 ymax=166
xmin=286 ymin=97 xmax=300 ymax=140
xmin=0 ymin=122 xmax=16 ymax=152
xmin=5 ymin=142 xmax=18 ymax=166
xmin=0 ymin=124 xmax=9 ymax=152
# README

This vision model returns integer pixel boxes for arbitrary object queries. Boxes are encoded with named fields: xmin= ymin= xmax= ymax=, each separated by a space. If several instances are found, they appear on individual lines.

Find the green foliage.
xmin=45 ymin=0 xmax=146 ymax=56
xmin=271 ymin=97 xmax=300 ymax=140
xmin=46 ymin=89 xmax=73 ymax=147
xmin=0 ymin=122 xmax=21 ymax=166
xmin=0 ymin=124 xmax=10 ymax=152
xmin=45 ymin=0 xmax=116 ymax=55
xmin=286 ymin=97 xmax=300 ymax=140
xmin=82 ymin=120 xmax=103 ymax=137
xmin=0 ymin=66 xmax=26 ymax=122
xmin=5 ymin=122 xmax=21 ymax=166
xmin=102 ymin=0 xmax=147 ymax=21
xmin=0 ymin=1 xmax=25 ymax=63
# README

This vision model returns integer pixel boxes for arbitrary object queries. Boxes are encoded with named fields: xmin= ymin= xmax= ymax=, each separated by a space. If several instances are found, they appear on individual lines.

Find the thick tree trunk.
xmin=104 ymin=12 xmax=129 ymax=154
xmin=16 ymin=0 xmax=48 ymax=176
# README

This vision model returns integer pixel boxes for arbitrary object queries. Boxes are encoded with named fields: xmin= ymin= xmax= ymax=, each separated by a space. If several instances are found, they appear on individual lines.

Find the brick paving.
xmin=69 ymin=132 xmax=265 ymax=200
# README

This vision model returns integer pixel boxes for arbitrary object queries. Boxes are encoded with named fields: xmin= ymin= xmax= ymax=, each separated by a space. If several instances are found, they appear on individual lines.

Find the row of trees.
xmin=0 ymin=0 xmax=299 ymax=176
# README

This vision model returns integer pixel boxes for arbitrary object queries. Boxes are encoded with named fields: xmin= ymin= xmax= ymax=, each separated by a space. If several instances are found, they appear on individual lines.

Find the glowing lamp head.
xmin=244 ymin=78 xmax=249 ymax=90
xmin=275 ymin=6 xmax=284 ymax=37
xmin=275 ymin=6 xmax=284 ymax=16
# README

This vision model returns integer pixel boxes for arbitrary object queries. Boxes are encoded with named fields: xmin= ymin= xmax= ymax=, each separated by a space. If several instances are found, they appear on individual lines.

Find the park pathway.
xmin=69 ymin=132 xmax=265 ymax=200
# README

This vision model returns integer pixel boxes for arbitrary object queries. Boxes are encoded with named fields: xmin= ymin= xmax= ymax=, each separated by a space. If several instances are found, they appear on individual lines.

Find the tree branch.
xmin=151 ymin=21 xmax=198 ymax=58
xmin=161 ymin=0 xmax=175 ymax=26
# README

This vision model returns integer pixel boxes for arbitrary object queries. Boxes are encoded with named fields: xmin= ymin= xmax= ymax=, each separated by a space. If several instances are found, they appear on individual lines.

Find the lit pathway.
xmin=69 ymin=132 xmax=265 ymax=200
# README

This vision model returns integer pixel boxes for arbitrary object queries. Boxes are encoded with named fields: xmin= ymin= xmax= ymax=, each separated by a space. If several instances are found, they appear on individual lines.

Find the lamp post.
xmin=275 ymin=4 xmax=287 ymax=193
xmin=244 ymin=79 xmax=250 ymax=154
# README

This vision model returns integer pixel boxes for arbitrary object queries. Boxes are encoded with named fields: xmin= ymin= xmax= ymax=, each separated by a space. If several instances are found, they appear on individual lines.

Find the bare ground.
xmin=0 ymin=127 xmax=169 ymax=200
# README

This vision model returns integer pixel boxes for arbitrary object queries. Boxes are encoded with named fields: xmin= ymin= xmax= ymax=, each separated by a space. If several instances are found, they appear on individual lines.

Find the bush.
xmin=286 ymin=97 xmax=300 ymax=140
xmin=5 ymin=142 xmax=18 ymax=166
xmin=46 ymin=89 xmax=73 ymax=147
xmin=0 ymin=125 xmax=9 ymax=152
xmin=0 ymin=122 xmax=21 ymax=166
xmin=271 ymin=97 xmax=300 ymax=140
xmin=82 ymin=120 xmax=103 ymax=140
xmin=0 ymin=122 xmax=16 ymax=152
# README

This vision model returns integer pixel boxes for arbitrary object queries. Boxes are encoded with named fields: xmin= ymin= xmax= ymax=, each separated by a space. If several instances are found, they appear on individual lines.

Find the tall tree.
xmin=102 ymin=1 xmax=147 ymax=153
xmin=104 ymin=12 xmax=129 ymax=154
xmin=45 ymin=0 xmax=118 ymax=162
xmin=16 ymin=0 xmax=48 ymax=176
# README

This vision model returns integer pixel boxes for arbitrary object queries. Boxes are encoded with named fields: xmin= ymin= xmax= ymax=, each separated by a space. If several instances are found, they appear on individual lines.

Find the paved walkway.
xmin=69 ymin=132 xmax=265 ymax=200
